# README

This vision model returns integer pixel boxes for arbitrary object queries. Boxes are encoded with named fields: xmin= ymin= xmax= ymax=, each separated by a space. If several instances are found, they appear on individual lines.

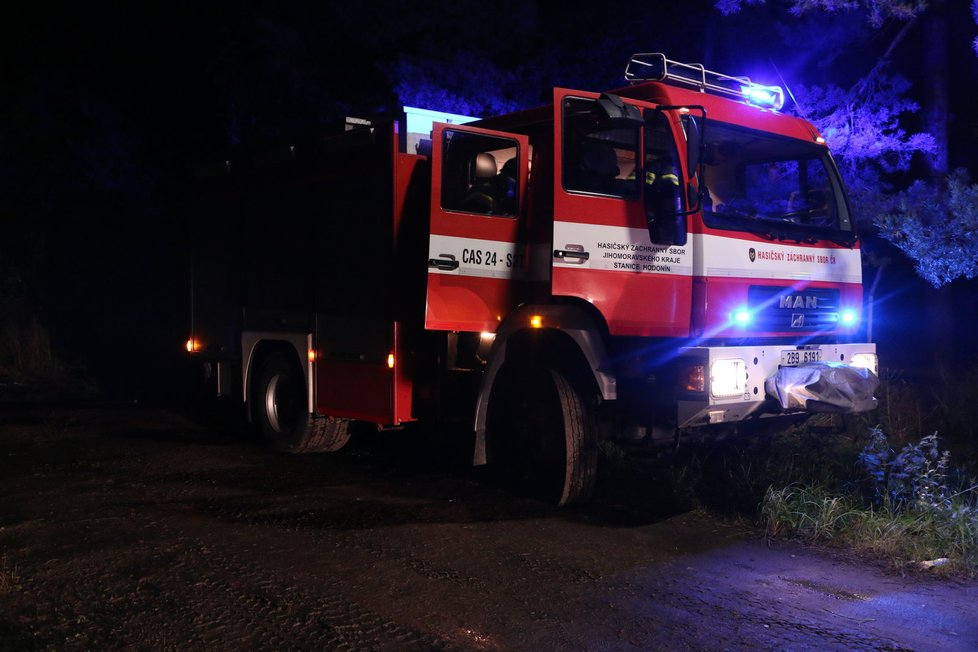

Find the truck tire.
xmin=487 ymin=364 xmax=597 ymax=506
xmin=255 ymin=352 xmax=351 ymax=453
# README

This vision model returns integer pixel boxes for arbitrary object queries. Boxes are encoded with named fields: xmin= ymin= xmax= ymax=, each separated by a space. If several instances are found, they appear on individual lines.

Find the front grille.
xmin=748 ymin=286 xmax=841 ymax=331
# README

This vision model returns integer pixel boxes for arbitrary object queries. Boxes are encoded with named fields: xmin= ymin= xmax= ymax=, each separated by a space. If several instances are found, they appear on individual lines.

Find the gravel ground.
xmin=1 ymin=404 xmax=976 ymax=651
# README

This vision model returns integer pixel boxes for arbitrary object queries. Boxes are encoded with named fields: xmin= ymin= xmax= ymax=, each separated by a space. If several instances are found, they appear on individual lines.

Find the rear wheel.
xmin=255 ymin=352 xmax=351 ymax=453
xmin=487 ymin=364 xmax=597 ymax=506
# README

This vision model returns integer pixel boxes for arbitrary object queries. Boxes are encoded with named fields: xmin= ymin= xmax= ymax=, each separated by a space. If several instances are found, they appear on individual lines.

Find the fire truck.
xmin=187 ymin=54 xmax=879 ymax=506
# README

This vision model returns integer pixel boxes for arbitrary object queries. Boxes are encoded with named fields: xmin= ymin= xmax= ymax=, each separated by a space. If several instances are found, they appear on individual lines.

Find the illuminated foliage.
xmin=791 ymin=75 xmax=934 ymax=228
xmin=716 ymin=0 xmax=927 ymax=25
xmin=390 ymin=52 xmax=538 ymax=118
xmin=974 ymin=0 xmax=978 ymax=54
xmin=875 ymin=170 xmax=978 ymax=287
xmin=715 ymin=0 xmax=978 ymax=289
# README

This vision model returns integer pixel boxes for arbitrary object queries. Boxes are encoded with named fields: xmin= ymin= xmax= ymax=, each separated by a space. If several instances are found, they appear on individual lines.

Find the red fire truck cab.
xmin=187 ymin=54 xmax=879 ymax=506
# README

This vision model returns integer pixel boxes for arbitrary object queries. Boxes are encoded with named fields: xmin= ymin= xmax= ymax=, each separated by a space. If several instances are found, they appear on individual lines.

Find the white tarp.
xmin=765 ymin=362 xmax=879 ymax=413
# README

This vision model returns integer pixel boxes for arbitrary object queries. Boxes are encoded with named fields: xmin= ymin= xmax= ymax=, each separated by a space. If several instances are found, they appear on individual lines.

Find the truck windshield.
xmin=701 ymin=121 xmax=852 ymax=242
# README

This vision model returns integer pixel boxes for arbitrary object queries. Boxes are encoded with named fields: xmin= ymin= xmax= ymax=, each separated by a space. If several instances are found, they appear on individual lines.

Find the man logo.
xmin=748 ymin=248 xmax=756 ymax=263
xmin=791 ymin=313 xmax=805 ymax=328
xmin=780 ymin=295 xmax=818 ymax=309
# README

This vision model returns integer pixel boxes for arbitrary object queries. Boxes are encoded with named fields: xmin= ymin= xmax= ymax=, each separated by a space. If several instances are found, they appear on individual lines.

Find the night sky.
xmin=3 ymin=1 xmax=977 ymax=396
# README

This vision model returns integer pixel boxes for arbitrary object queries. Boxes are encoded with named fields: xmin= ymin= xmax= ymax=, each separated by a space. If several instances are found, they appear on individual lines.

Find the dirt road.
xmin=1 ymin=404 xmax=975 ymax=651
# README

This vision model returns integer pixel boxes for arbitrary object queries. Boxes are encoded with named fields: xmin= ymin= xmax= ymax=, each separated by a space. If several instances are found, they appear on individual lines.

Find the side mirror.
xmin=687 ymin=182 xmax=701 ymax=215
xmin=684 ymin=114 xmax=701 ymax=172
xmin=644 ymin=168 xmax=687 ymax=246
xmin=642 ymin=106 xmax=710 ymax=246
xmin=680 ymin=109 xmax=707 ymax=215
xmin=648 ymin=203 xmax=686 ymax=245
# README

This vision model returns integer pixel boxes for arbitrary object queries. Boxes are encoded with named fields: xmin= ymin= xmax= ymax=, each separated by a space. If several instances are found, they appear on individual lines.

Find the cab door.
xmin=425 ymin=123 xmax=531 ymax=332
xmin=551 ymin=88 xmax=694 ymax=337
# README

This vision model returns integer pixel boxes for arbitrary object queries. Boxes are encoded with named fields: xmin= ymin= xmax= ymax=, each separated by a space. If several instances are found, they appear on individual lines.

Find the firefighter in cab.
xmin=645 ymin=153 xmax=681 ymax=216
xmin=634 ymin=149 xmax=685 ymax=244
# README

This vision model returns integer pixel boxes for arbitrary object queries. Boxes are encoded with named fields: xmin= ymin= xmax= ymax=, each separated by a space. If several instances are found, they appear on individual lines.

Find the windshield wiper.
xmin=779 ymin=227 xmax=854 ymax=247
xmin=825 ymin=233 xmax=856 ymax=247
xmin=774 ymin=232 xmax=819 ymax=244
xmin=706 ymin=210 xmax=853 ymax=246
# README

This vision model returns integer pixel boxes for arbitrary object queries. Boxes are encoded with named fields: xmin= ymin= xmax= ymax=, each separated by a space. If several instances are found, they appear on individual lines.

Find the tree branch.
xmin=851 ymin=17 xmax=917 ymax=96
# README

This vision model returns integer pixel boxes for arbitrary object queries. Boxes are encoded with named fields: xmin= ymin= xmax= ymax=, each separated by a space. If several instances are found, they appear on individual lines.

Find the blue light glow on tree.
xmin=876 ymin=171 xmax=978 ymax=287
xmin=718 ymin=0 xmax=978 ymax=288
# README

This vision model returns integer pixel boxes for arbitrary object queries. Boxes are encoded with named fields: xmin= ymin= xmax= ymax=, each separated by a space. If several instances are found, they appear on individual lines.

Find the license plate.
xmin=781 ymin=349 xmax=821 ymax=366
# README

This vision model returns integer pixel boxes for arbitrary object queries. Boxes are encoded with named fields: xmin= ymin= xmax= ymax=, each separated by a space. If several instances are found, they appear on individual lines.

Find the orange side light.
xmin=530 ymin=315 xmax=543 ymax=329
xmin=682 ymin=364 xmax=706 ymax=393
xmin=185 ymin=338 xmax=201 ymax=353
xmin=387 ymin=353 xmax=395 ymax=369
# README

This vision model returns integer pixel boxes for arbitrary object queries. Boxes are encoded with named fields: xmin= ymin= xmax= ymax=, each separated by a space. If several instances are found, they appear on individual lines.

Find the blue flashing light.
xmin=740 ymin=84 xmax=785 ymax=111
xmin=840 ymin=309 xmax=858 ymax=326
xmin=732 ymin=309 xmax=752 ymax=325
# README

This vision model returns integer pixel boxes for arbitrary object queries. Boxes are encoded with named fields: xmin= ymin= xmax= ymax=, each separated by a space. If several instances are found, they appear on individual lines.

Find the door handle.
xmin=553 ymin=244 xmax=590 ymax=264
xmin=428 ymin=254 xmax=459 ymax=271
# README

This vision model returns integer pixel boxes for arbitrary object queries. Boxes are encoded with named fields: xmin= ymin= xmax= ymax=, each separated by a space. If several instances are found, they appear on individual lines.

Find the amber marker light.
xmin=681 ymin=364 xmax=705 ymax=393
xmin=308 ymin=349 xmax=317 ymax=363
xmin=387 ymin=353 xmax=395 ymax=369
xmin=185 ymin=338 xmax=200 ymax=353
xmin=530 ymin=315 xmax=543 ymax=329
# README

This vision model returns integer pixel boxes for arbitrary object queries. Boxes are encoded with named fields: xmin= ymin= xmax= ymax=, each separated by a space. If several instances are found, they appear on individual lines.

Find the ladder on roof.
xmin=624 ymin=52 xmax=785 ymax=110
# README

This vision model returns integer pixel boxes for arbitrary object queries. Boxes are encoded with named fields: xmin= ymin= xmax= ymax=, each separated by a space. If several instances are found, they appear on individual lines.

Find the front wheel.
xmin=487 ymin=364 xmax=598 ymax=506
xmin=255 ymin=352 xmax=351 ymax=453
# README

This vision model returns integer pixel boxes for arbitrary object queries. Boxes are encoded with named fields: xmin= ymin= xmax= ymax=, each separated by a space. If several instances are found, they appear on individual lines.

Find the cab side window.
xmin=562 ymin=97 xmax=640 ymax=199
xmin=441 ymin=130 xmax=519 ymax=217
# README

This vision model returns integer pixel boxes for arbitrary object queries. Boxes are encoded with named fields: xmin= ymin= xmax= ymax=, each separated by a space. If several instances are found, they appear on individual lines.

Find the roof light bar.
xmin=740 ymin=84 xmax=785 ymax=110
xmin=625 ymin=53 xmax=785 ymax=111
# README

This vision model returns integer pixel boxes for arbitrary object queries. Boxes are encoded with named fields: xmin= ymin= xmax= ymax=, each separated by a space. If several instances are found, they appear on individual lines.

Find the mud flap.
xmin=765 ymin=362 xmax=879 ymax=413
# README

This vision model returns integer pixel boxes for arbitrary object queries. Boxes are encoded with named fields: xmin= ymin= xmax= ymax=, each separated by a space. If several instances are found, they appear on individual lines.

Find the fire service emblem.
xmin=748 ymin=248 xmax=756 ymax=262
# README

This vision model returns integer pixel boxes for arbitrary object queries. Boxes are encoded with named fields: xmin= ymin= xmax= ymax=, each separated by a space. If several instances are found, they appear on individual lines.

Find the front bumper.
xmin=676 ymin=342 xmax=878 ymax=428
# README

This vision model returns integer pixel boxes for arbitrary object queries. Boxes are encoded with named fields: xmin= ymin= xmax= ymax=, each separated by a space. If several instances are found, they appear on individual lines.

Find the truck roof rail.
xmin=625 ymin=52 xmax=785 ymax=110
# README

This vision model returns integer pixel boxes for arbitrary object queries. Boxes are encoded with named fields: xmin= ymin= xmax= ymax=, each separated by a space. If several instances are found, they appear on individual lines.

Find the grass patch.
xmin=762 ymin=429 xmax=978 ymax=576
xmin=762 ymin=484 xmax=862 ymax=541
xmin=747 ymin=369 xmax=978 ymax=577
xmin=0 ymin=553 xmax=22 ymax=593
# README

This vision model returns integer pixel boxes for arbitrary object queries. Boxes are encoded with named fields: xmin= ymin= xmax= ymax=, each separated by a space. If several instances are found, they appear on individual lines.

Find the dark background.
xmin=2 ymin=1 xmax=976 ymax=399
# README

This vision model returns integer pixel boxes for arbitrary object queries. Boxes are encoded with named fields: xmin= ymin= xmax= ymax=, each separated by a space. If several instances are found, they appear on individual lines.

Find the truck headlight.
xmin=711 ymin=359 xmax=746 ymax=398
xmin=850 ymin=353 xmax=878 ymax=376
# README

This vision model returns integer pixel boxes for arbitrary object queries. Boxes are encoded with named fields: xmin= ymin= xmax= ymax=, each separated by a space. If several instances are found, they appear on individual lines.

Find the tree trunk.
xmin=922 ymin=0 xmax=949 ymax=181
xmin=921 ymin=0 xmax=953 ymax=374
